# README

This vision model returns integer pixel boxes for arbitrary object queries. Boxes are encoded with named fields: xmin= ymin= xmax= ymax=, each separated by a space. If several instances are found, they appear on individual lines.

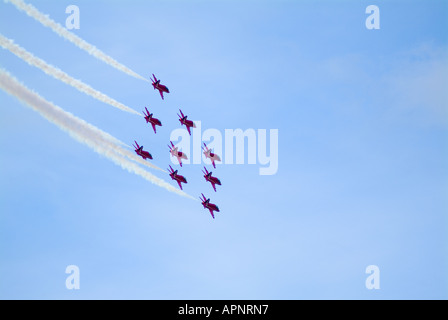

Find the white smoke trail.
xmin=0 ymin=69 xmax=193 ymax=199
xmin=6 ymin=0 xmax=149 ymax=82
xmin=0 ymin=34 xmax=141 ymax=117
xmin=0 ymin=63 xmax=161 ymax=172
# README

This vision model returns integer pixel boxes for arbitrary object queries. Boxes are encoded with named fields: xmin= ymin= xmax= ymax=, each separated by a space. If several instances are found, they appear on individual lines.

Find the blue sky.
xmin=0 ymin=0 xmax=447 ymax=299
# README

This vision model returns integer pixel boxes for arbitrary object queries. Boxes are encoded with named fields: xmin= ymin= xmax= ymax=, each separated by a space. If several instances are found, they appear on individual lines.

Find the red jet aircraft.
xmin=177 ymin=109 xmax=196 ymax=135
xmin=151 ymin=74 xmax=169 ymax=100
xmin=133 ymin=141 xmax=153 ymax=160
xmin=202 ymin=143 xmax=221 ymax=168
xmin=200 ymin=194 xmax=220 ymax=219
xmin=168 ymin=165 xmax=187 ymax=190
xmin=202 ymin=167 xmax=222 ymax=192
xmin=143 ymin=107 xmax=162 ymax=133
xmin=168 ymin=141 xmax=188 ymax=167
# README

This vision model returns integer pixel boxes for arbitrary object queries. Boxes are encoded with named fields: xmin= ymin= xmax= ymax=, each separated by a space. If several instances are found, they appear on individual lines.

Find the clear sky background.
xmin=0 ymin=0 xmax=447 ymax=299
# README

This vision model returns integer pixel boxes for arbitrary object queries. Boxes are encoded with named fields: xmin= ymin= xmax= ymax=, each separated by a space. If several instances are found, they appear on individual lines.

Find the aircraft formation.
xmin=133 ymin=74 xmax=221 ymax=219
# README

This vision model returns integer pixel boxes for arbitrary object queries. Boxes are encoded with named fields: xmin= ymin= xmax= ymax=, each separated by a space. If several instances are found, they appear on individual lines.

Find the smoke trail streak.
xmin=0 ymin=34 xmax=141 ymax=116
xmin=0 ymin=64 xmax=161 ymax=172
xmin=6 ymin=0 xmax=149 ymax=82
xmin=0 ymin=69 xmax=193 ymax=199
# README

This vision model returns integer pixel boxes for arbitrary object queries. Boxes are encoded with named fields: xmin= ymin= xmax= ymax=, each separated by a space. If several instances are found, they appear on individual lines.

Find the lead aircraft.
xmin=200 ymin=193 xmax=220 ymax=219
